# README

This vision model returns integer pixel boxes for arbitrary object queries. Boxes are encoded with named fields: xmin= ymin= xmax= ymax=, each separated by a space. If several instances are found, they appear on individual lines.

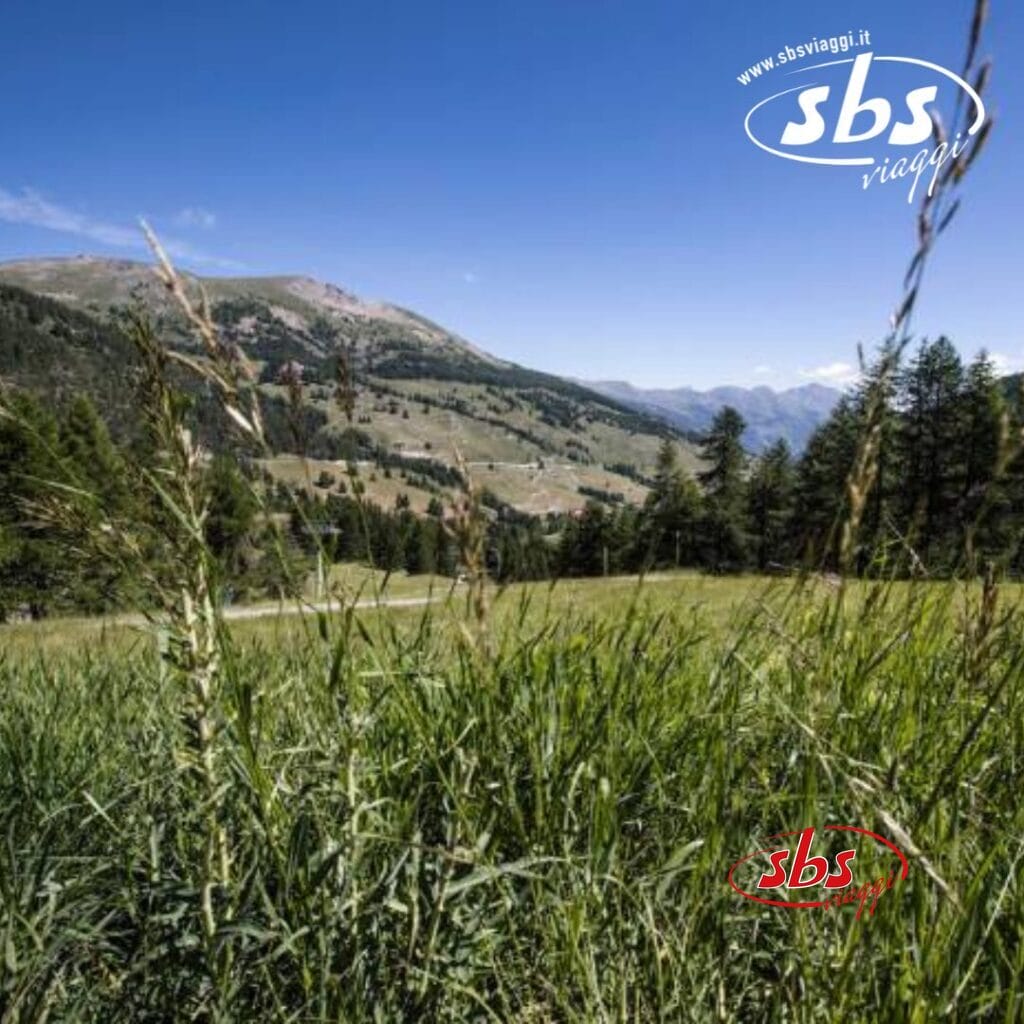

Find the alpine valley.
xmin=0 ymin=255 xmax=715 ymax=517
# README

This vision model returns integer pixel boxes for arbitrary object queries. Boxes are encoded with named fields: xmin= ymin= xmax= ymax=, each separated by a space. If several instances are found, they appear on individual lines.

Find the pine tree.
xmin=697 ymin=407 xmax=749 ymax=570
xmin=958 ymin=351 xmax=1011 ymax=563
xmin=896 ymin=338 xmax=965 ymax=568
xmin=793 ymin=396 xmax=861 ymax=568
xmin=642 ymin=439 xmax=702 ymax=568
xmin=747 ymin=438 xmax=796 ymax=570
xmin=555 ymin=503 xmax=609 ymax=576
xmin=204 ymin=455 xmax=259 ymax=587
xmin=0 ymin=392 xmax=65 ymax=617
xmin=59 ymin=395 xmax=127 ymax=508
xmin=56 ymin=395 xmax=140 ymax=609
xmin=410 ymin=516 xmax=441 ymax=575
xmin=851 ymin=355 xmax=900 ymax=561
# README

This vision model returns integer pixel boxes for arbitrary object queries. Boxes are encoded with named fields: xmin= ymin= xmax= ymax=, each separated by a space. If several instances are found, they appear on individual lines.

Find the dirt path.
xmin=89 ymin=592 xmax=449 ymax=630
xmin=6 ymin=573 xmax=690 ymax=633
xmin=222 ymin=594 xmax=439 ymax=622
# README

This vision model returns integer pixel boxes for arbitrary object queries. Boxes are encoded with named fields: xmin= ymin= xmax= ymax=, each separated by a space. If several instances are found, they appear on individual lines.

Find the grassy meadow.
xmin=3 ymin=570 xmax=1024 ymax=1021
xmin=0 ymin=569 xmax=750 ymax=656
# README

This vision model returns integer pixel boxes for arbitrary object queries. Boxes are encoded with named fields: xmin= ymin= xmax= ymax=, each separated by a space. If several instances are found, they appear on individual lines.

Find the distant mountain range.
xmin=583 ymin=380 xmax=843 ymax=453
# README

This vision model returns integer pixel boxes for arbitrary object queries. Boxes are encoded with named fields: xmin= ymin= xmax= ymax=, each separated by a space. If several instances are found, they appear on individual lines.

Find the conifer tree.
xmin=747 ymin=438 xmax=796 ymax=570
xmin=793 ymin=396 xmax=861 ymax=568
xmin=958 ymin=352 xmax=1011 ymax=562
xmin=697 ymin=407 xmax=749 ymax=570
xmin=204 ymin=454 xmax=259 ymax=587
xmin=896 ymin=337 xmax=965 ymax=567
xmin=0 ymin=392 xmax=65 ymax=617
xmin=642 ymin=439 xmax=702 ymax=567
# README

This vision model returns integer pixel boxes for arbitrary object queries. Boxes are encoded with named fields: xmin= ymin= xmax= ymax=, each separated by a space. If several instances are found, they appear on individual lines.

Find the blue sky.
xmin=0 ymin=0 xmax=1020 ymax=389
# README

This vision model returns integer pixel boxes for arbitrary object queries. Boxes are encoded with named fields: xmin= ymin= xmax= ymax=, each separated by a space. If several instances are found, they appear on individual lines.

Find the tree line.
xmin=281 ymin=338 xmax=1024 ymax=584
xmin=2 ymin=337 xmax=1020 ymax=619
xmin=557 ymin=340 xmax=1020 ymax=578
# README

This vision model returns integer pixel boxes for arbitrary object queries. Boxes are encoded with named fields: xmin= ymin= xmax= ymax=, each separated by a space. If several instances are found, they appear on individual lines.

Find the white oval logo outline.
xmin=743 ymin=55 xmax=986 ymax=167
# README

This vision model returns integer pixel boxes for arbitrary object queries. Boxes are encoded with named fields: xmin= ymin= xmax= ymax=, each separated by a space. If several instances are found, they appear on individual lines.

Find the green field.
xmin=0 ymin=570 xmax=787 ymax=658
xmin=3 ymin=571 xmax=1024 ymax=1020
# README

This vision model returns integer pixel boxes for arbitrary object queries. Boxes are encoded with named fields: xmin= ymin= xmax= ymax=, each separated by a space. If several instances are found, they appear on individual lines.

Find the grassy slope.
xmin=265 ymin=452 xmax=653 ymax=516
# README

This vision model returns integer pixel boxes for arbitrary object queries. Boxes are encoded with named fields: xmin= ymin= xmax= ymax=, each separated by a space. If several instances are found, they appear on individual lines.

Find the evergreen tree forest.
xmin=2 ymin=336 xmax=1022 ymax=620
xmin=559 ymin=341 xmax=1023 ymax=578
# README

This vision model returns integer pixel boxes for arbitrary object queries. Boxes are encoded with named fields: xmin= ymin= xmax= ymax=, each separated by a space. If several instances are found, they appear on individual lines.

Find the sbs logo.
xmin=727 ymin=825 xmax=910 ymax=921
xmin=744 ymin=52 xmax=986 ymax=200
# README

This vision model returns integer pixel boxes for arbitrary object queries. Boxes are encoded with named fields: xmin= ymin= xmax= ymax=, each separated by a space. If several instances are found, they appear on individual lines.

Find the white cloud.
xmin=753 ymin=364 xmax=773 ymax=375
xmin=0 ymin=187 xmax=138 ymax=248
xmin=799 ymin=361 xmax=860 ymax=387
xmin=989 ymin=351 xmax=1024 ymax=375
xmin=0 ymin=186 xmax=241 ymax=269
xmin=175 ymin=206 xmax=217 ymax=229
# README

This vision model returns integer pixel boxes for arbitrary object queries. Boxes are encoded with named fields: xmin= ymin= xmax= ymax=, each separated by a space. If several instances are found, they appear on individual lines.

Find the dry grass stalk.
xmin=446 ymin=446 xmax=490 ymax=650
xmin=129 ymin=318 xmax=234 ymax=981
xmin=141 ymin=221 xmax=265 ymax=448
xmin=837 ymin=0 xmax=993 ymax=585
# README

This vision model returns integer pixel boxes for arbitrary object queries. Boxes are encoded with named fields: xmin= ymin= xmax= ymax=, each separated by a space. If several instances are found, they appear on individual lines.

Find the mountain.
xmin=583 ymin=379 xmax=842 ymax=453
xmin=0 ymin=256 xmax=702 ymax=515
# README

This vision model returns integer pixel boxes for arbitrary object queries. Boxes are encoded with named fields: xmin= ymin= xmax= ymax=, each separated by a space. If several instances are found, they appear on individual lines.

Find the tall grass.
xmin=2 ymin=580 xmax=1024 ymax=1020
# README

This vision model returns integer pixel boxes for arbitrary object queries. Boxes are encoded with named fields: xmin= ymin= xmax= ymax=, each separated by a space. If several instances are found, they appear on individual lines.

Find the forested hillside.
xmin=0 ymin=258 xmax=703 ymax=505
xmin=1 ymin=257 xmax=1018 ymax=621
xmin=0 ymin=260 xmax=698 ymax=617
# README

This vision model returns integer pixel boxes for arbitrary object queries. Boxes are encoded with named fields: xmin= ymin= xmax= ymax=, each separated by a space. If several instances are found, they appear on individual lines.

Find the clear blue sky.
xmin=0 ymin=0 xmax=1020 ymax=389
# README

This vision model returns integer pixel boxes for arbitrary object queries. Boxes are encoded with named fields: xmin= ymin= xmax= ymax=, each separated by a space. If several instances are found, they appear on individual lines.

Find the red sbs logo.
xmin=727 ymin=826 xmax=909 ymax=920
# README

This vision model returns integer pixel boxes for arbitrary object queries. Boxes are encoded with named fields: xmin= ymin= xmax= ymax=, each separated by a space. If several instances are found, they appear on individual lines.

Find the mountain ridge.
xmin=0 ymin=255 xmax=702 ymax=516
xmin=583 ymin=378 xmax=843 ymax=453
